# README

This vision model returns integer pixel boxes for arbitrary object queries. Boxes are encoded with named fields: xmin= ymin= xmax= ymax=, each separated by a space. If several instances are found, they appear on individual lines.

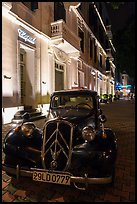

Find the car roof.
xmin=51 ymin=89 xmax=97 ymax=97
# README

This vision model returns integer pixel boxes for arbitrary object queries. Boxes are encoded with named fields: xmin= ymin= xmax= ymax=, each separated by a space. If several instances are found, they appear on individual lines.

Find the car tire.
xmin=111 ymin=168 xmax=115 ymax=185
xmin=108 ymin=168 xmax=115 ymax=187
xmin=102 ymin=168 xmax=115 ymax=188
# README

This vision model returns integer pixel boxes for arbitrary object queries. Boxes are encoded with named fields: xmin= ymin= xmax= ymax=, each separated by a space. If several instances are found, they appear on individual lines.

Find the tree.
xmin=107 ymin=2 xmax=124 ymax=9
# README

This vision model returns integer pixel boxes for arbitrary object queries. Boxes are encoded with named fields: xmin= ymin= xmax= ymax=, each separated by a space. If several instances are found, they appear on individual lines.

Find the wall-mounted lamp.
xmin=42 ymin=81 xmax=46 ymax=84
xmin=91 ymin=70 xmax=96 ymax=76
xmin=72 ymin=82 xmax=79 ymax=88
xmin=4 ymin=75 xmax=11 ymax=79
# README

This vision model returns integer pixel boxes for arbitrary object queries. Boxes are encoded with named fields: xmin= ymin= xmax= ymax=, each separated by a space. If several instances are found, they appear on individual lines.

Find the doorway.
xmin=20 ymin=48 xmax=26 ymax=106
xmin=55 ymin=61 xmax=65 ymax=91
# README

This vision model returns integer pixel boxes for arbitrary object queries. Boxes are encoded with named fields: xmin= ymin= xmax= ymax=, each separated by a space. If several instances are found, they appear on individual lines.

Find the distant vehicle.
xmin=100 ymin=94 xmax=109 ymax=104
xmin=108 ymin=94 xmax=113 ymax=103
xmin=2 ymin=89 xmax=117 ymax=190
xmin=114 ymin=94 xmax=120 ymax=101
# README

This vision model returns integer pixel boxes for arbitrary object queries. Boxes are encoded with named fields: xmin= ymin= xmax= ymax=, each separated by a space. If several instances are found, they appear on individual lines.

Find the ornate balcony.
xmin=106 ymin=48 xmax=114 ymax=61
xmin=51 ymin=20 xmax=80 ymax=55
xmin=106 ymin=25 xmax=112 ymax=40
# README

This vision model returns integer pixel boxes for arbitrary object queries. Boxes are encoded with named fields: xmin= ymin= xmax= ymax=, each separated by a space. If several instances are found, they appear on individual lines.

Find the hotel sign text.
xmin=18 ymin=29 xmax=36 ymax=44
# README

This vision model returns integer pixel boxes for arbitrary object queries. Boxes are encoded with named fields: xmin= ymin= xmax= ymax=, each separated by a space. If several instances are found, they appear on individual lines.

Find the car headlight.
xmin=21 ymin=123 xmax=35 ymax=137
xmin=82 ymin=126 xmax=96 ymax=141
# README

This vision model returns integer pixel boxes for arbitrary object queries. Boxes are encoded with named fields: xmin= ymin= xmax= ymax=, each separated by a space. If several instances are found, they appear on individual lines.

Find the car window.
xmin=51 ymin=95 xmax=94 ymax=109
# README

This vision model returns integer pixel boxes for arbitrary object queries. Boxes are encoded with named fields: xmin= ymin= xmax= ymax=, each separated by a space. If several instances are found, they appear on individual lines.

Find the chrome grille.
xmin=41 ymin=119 xmax=73 ymax=171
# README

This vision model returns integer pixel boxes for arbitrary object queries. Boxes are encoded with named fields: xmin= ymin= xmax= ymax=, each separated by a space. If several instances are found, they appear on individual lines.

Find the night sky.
xmin=106 ymin=2 xmax=135 ymax=85
xmin=106 ymin=2 xmax=135 ymax=33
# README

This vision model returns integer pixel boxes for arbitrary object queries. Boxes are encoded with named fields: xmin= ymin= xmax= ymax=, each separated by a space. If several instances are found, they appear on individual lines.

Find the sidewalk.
xmin=2 ymin=100 xmax=135 ymax=202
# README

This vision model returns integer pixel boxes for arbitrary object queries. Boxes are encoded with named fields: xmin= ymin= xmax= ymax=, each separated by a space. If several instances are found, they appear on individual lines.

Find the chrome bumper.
xmin=2 ymin=164 xmax=112 ymax=184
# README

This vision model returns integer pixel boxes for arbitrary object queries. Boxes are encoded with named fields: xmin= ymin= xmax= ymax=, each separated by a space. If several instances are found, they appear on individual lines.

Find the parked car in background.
xmin=114 ymin=94 xmax=120 ymax=101
xmin=108 ymin=94 xmax=113 ymax=103
xmin=100 ymin=94 xmax=109 ymax=104
xmin=2 ymin=89 xmax=117 ymax=190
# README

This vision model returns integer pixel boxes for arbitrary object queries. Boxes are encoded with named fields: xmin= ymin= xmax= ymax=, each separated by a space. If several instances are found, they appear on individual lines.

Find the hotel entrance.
xmin=20 ymin=48 xmax=26 ymax=106
xmin=18 ymin=43 xmax=36 ymax=109
xmin=55 ymin=61 xmax=65 ymax=91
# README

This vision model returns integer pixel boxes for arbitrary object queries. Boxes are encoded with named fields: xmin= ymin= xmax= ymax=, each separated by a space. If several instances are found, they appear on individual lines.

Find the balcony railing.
xmin=106 ymin=25 xmax=112 ymax=40
xmin=51 ymin=20 xmax=80 ymax=53
xmin=106 ymin=48 xmax=114 ymax=61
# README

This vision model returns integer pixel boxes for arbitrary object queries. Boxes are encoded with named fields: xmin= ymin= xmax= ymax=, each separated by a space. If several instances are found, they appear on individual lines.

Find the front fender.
xmin=3 ymin=126 xmax=43 ymax=164
xmin=70 ymin=140 xmax=117 ymax=177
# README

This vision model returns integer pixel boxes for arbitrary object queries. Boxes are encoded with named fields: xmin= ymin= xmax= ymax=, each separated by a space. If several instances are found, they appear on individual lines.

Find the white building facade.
xmin=2 ymin=2 xmax=116 ymax=124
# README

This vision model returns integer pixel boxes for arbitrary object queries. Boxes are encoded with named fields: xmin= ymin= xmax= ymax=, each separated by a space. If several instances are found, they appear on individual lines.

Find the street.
xmin=2 ymin=99 xmax=135 ymax=202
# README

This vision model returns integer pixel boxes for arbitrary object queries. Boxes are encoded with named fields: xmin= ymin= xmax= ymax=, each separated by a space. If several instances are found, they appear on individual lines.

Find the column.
xmin=48 ymin=47 xmax=55 ymax=94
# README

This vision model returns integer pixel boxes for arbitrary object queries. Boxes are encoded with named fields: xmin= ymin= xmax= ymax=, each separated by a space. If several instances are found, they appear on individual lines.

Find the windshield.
xmin=51 ymin=94 xmax=94 ymax=110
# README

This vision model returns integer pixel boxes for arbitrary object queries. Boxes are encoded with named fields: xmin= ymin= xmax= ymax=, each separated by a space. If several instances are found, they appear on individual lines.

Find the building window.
xmin=54 ymin=2 xmax=66 ymax=22
xmin=99 ymin=54 xmax=102 ymax=68
xmin=99 ymin=27 xmax=104 ymax=45
xmin=22 ymin=2 xmax=38 ymax=11
xmin=89 ymin=4 xmax=94 ymax=27
xmin=31 ymin=2 xmax=38 ymax=11
xmin=106 ymin=57 xmax=110 ymax=71
xmin=22 ymin=2 xmax=31 ymax=10
xmin=20 ymin=48 xmax=26 ymax=105
xmin=20 ymin=53 xmax=24 ymax=62
xmin=55 ymin=61 xmax=65 ymax=91
xmin=94 ymin=41 xmax=97 ymax=63
xmin=78 ymin=70 xmax=84 ymax=88
xmin=79 ymin=28 xmax=84 ymax=53
xmin=90 ymin=38 xmax=93 ymax=58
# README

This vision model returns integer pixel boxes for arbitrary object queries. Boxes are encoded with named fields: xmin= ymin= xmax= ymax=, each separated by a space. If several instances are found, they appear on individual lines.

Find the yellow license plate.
xmin=33 ymin=171 xmax=71 ymax=185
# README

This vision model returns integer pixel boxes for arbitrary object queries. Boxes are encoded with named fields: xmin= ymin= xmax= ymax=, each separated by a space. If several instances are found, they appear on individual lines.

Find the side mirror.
xmin=98 ymin=114 xmax=107 ymax=123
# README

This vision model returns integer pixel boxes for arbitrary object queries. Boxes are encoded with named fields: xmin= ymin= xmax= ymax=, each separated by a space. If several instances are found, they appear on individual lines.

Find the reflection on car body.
xmin=2 ymin=89 xmax=117 ymax=190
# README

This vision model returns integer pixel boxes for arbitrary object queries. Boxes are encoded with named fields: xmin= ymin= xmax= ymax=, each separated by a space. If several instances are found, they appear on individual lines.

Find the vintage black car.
xmin=2 ymin=89 xmax=117 ymax=190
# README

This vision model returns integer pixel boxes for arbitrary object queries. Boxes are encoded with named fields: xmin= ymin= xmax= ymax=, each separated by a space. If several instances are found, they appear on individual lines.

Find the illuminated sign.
xmin=115 ymin=84 xmax=132 ymax=89
xmin=18 ymin=29 xmax=36 ymax=44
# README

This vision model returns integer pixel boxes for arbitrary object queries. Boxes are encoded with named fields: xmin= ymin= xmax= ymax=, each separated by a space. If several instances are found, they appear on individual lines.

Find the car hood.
xmin=48 ymin=108 xmax=95 ymax=124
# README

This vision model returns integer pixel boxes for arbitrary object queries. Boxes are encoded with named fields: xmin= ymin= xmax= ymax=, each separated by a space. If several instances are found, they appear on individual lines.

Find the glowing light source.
xmin=115 ymin=84 xmax=132 ymax=88
xmin=18 ymin=29 xmax=36 ymax=44
xmin=2 ymin=5 xmax=50 ymax=43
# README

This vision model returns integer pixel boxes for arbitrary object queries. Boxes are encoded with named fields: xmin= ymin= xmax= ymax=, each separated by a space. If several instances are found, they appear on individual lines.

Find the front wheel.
xmin=102 ymin=168 xmax=116 ymax=188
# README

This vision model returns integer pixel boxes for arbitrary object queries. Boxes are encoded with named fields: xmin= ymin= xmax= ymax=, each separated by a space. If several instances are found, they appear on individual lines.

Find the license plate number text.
xmin=33 ymin=171 xmax=70 ymax=185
